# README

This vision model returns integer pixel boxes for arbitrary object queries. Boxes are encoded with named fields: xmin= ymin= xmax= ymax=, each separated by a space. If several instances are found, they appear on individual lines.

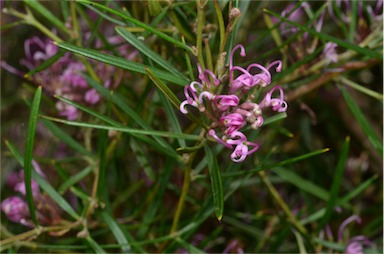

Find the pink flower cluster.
xmin=1 ymin=164 xmax=62 ymax=227
xmin=180 ymin=44 xmax=287 ymax=162
xmin=2 ymin=33 xmax=137 ymax=120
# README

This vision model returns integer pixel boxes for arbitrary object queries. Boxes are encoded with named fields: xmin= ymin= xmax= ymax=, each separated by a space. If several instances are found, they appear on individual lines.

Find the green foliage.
xmin=1 ymin=1 xmax=382 ymax=253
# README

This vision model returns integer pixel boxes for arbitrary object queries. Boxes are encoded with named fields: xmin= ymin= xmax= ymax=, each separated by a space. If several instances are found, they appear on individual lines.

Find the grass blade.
xmin=115 ymin=26 xmax=187 ymax=80
xmin=145 ymin=68 xmax=207 ymax=130
xmin=204 ymin=144 xmax=224 ymax=221
xmin=137 ymin=157 xmax=174 ymax=238
xmin=273 ymin=167 xmax=328 ymax=201
xmin=340 ymin=85 xmax=383 ymax=154
xmin=40 ymin=118 xmax=94 ymax=157
xmin=81 ymin=74 xmax=183 ymax=158
xmin=75 ymin=0 xmax=193 ymax=53
xmin=301 ymin=174 xmax=378 ymax=225
xmin=24 ymin=0 xmax=70 ymax=35
xmin=86 ymin=236 xmax=106 ymax=254
xmin=158 ymin=91 xmax=186 ymax=147
xmin=54 ymin=95 xmax=181 ymax=159
xmin=337 ymin=77 xmax=383 ymax=101
xmin=24 ymin=86 xmax=42 ymax=226
xmin=145 ymin=68 xmax=181 ymax=110
xmin=223 ymin=148 xmax=330 ymax=177
xmin=25 ymin=49 xmax=66 ymax=78
xmin=58 ymin=166 xmax=93 ymax=194
xmin=319 ymin=137 xmax=350 ymax=228
xmin=41 ymin=115 xmax=200 ymax=141
xmin=96 ymin=128 xmax=108 ymax=201
xmin=100 ymin=210 xmax=131 ymax=253
xmin=55 ymin=41 xmax=188 ymax=86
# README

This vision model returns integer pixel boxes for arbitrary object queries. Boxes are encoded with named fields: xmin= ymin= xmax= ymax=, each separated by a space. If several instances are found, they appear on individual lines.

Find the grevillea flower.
xmin=320 ymin=214 xmax=374 ymax=254
xmin=1 ymin=197 xmax=31 ymax=226
xmin=180 ymin=44 xmax=287 ymax=162
xmin=2 ymin=27 xmax=139 ymax=120
xmin=1 ymin=168 xmax=63 ymax=227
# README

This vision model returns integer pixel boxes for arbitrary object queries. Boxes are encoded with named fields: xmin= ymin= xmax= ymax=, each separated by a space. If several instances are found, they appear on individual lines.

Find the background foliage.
xmin=1 ymin=0 xmax=382 ymax=253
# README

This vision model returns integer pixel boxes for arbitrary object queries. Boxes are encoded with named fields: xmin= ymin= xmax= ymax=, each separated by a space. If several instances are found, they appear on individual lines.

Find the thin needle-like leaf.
xmin=40 ymin=115 xmax=200 ymax=141
xmin=115 ymin=26 xmax=186 ymax=80
xmin=55 ymin=41 xmax=188 ymax=86
xmin=75 ymin=0 xmax=193 ymax=53
xmin=205 ymin=144 xmax=224 ymax=221
xmin=24 ymin=86 xmax=42 ymax=226
xmin=340 ymin=85 xmax=383 ymax=154
xmin=100 ymin=211 xmax=132 ymax=253
xmin=24 ymin=0 xmax=71 ymax=35
xmin=319 ymin=137 xmax=350 ymax=229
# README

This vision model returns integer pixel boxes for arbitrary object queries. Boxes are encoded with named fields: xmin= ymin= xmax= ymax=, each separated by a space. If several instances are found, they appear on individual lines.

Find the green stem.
xmin=213 ymin=0 xmax=225 ymax=73
xmin=169 ymin=152 xmax=196 ymax=234
xmin=3 ymin=7 xmax=62 ymax=42
xmin=196 ymin=0 xmax=206 ymax=69
xmin=257 ymin=170 xmax=308 ymax=236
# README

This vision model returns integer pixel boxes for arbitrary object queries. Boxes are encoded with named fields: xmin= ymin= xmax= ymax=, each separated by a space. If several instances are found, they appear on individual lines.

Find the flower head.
xmin=180 ymin=44 xmax=287 ymax=162
xmin=1 ymin=196 xmax=31 ymax=226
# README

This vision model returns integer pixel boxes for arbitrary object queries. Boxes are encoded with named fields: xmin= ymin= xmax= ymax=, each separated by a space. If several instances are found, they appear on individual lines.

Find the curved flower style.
xmin=320 ymin=214 xmax=374 ymax=254
xmin=260 ymin=86 xmax=288 ymax=112
xmin=227 ymin=131 xmax=259 ymax=162
xmin=179 ymin=44 xmax=287 ymax=162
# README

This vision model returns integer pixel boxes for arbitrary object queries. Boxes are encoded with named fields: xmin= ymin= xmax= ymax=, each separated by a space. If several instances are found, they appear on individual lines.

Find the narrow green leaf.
xmin=41 ymin=115 xmax=200 ymax=141
xmin=340 ymin=85 xmax=383 ymax=154
xmin=176 ymin=238 xmax=205 ymax=254
xmin=24 ymin=0 xmax=70 ymax=35
xmin=301 ymin=174 xmax=378 ymax=225
xmin=145 ymin=68 xmax=181 ymax=109
xmin=115 ymin=26 xmax=186 ymax=80
xmin=5 ymin=140 xmax=80 ymax=220
xmin=80 ymin=74 xmax=182 ymax=159
xmin=83 ymin=5 xmax=127 ymax=26
xmin=348 ymin=0 xmax=358 ymax=43
xmin=86 ymin=236 xmax=106 ymax=254
xmin=24 ymin=86 xmax=42 ymax=226
xmin=25 ymin=49 xmax=66 ymax=78
xmin=137 ymin=157 xmax=174 ymax=238
xmin=58 ymin=166 xmax=93 ymax=194
xmin=40 ymin=118 xmax=94 ymax=157
xmin=100 ymin=210 xmax=131 ymax=253
xmin=96 ymin=129 xmax=108 ymax=201
xmin=223 ymin=148 xmax=330 ymax=177
xmin=338 ymin=77 xmax=383 ymax=101
xmin=273 ymin=167 xmax=328 ymax=201
xmin=129 ymin=139 xmax=155 ymax=181
xmin=32 ymin=171 xmax=80 ymax=220
xmin=262 ymin=112 xmax=287 ymax=126
xmin=264 ymin=9 xmax=383 ymax=59
xmin=55 ymin=41 xmax=188 ymax=86
xmin=75 ymin=0 xmax=193 ymax=53
xmin=339 ymin=174 xmax=378 ymax=206
xmin=158 ymin=92 xmax=186 ymax=148
xmin=145 ymin=68 xmax=207 ymax=130
xmin=204 ymin=144 xmax=224 ymax=221
xmin=319 ymin=137 xmax=350 ymax=228
xmin=54 ymin=95 xmax=180 ymax=159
